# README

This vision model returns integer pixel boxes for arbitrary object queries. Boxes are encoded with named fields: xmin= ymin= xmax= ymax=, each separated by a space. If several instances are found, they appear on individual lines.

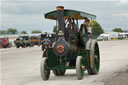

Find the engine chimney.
xmin=56 ymin=6 xmax=65 ymax=40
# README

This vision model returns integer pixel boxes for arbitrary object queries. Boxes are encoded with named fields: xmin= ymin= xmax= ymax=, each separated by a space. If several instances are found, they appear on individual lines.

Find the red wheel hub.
xmin=57 ymin=45 xmax=64 ymax=54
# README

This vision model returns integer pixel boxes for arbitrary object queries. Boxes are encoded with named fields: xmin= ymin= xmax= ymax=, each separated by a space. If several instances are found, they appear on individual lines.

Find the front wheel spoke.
xmin=80 ymin=64 xmax=84 ymax=76
xmin=94 ymin=55 xmax=98 ymax=64
xmin=81 ymin=70 xmax=84 ymax=76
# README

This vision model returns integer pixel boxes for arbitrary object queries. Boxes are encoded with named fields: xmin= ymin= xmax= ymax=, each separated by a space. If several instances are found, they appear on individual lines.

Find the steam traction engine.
xmin=40 ymin=6 xmax=100 ymax=80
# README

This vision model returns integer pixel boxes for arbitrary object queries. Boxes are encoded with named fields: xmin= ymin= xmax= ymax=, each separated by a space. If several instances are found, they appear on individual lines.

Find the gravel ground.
xmin=105 ymin=69 xmax=128 ymax=85
xmin=0 ymin=40 xmax=128 ymax=85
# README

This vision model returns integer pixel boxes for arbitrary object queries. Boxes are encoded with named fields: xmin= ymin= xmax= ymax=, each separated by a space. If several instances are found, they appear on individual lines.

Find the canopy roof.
xmin=44 ymin=9 xmax=96 ymax=20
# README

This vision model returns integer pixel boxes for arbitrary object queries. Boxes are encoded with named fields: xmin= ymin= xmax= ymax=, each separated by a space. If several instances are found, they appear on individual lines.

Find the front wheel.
xmin=40 ymin=57 xmax=50 ymax=80
xmin=76 ymin=56 xmax=84 ymax=80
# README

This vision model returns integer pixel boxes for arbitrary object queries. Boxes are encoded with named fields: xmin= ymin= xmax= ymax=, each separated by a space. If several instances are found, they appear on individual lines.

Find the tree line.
xmin=1 ymin=24 xmax=127 ymax=37
xmin=0 ymin=28 xmax=42 ymax=35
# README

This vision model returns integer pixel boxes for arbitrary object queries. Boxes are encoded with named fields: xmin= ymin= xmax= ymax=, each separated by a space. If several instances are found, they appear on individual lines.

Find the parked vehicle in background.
xmin=14 ymin=35 xmax=32 ymax=48
xmin=97 ymin=34 xmax=111 ymax=41
xmin=0 ymin=38 xmax=11 ymax=48
xmin=40 ymin=33 xmax=55 ymax=51
xmin=30 ymin=36 xmax=40 ymax=46
xmin=118 ymin=33 xmax=128 ymax=39
xmin=97 ymin=32 xmax=128 ymax=41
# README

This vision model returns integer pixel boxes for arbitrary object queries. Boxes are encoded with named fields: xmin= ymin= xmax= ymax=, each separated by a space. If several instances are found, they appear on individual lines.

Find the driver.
xmin=67 ymin=18 xmax=73 ymax=31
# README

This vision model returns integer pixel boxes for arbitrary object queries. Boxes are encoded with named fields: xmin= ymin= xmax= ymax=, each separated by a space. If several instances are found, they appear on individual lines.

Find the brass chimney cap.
xmin=56 ymin=6 xmax=64 ymax=10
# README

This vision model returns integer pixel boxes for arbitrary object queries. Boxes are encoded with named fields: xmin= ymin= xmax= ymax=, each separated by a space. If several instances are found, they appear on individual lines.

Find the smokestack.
xmin=56 ymin=6 xmax=65 ymax=38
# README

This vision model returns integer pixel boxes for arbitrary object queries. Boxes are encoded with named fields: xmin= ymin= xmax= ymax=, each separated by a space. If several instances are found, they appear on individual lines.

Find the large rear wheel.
xmin=87 ymin=40 xmax=100 ymax=75
xmin=40 ymin=57 xmax=50 ymax=80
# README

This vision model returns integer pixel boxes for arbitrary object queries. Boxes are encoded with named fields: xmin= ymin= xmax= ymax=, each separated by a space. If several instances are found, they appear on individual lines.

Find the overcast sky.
xmin=1 ymin=0 xmax=128 ymax=33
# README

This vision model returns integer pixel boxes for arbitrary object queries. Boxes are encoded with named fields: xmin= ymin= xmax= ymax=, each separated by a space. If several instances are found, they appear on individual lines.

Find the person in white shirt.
xmin=84 ymin=18 xmax=92 ymax=39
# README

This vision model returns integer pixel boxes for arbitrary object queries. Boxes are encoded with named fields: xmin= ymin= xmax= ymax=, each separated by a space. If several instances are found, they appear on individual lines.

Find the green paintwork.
xmin=46 ymin=25 xmax=89 ymax=70
xmin=47 ymin=48 xmax=58 ymax=67
xmin=79 ymin=49 xmax=89 ymax=68
xmin=46 ymin=48 xmax=89 ymax=70
xmin=95 ymin=43 xmax=100 ymax=72
xmin=47 ymin=48 xmax=75 ymax=70
xmin=83 ymin=25 xmax=88 ymax=45
xmin=45 ymin=9 xmax=96 ymax=20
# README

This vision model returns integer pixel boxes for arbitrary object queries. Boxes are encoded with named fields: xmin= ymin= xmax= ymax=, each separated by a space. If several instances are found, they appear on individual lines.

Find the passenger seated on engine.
xmin=84 ymin=18 xmax=92 ymax=39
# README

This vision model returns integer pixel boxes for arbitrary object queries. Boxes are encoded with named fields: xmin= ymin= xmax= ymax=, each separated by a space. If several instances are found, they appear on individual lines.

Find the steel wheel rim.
xmin=94 ymin=44 xmax=100 ymax=72
xmin=44 ymin=61 xmax=50 ymax=78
